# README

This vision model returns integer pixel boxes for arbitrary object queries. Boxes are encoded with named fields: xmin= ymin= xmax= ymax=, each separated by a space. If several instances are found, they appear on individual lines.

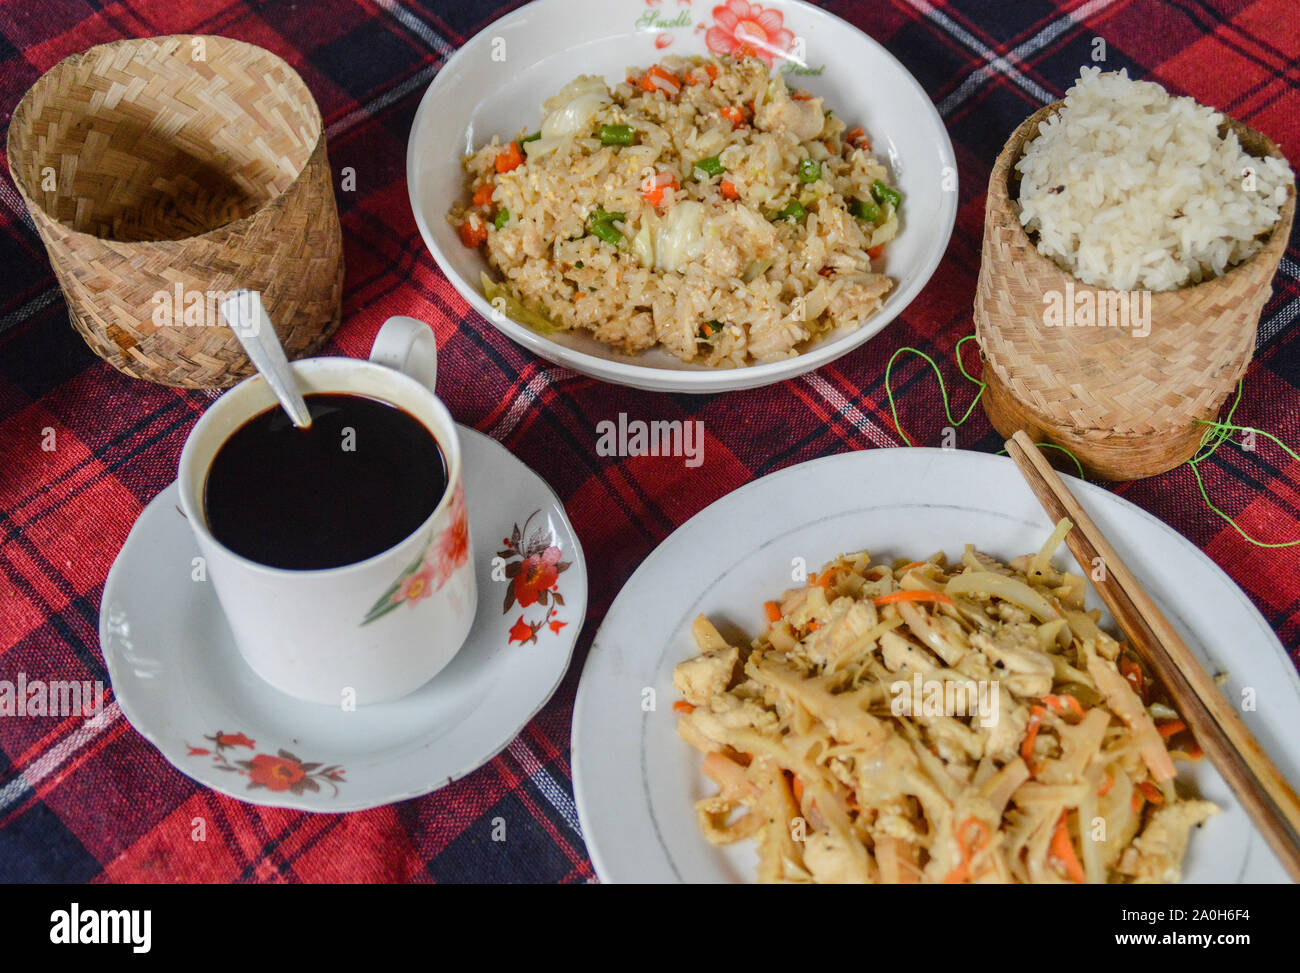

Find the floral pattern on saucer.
xmin=499 ymin=509 xmax=572 ymax=645
xmin=188 ymin=731 xmax=347 ymax=797
xmin=361 ymin=482 xmax=469 ymax=626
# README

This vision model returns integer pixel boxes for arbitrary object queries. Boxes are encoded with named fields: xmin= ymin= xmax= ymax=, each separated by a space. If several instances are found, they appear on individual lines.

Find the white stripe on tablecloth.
xmin=506 ymin=735 xmax=584 ymax=837
xmin=802 ymin=372 xmax=900 ymax=449
xmin=901 ymin=0 xmax=1056 ymax=113
xmin=936 ymin=0 xmax=1119 ymax=116
xmin=0 ymin=701 xmax=121 ymax=815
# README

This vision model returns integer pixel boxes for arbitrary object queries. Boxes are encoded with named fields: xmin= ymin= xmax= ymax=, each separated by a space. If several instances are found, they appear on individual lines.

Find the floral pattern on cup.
xmin=704 ymin=0 xmax=794 ymax=66
xmin=188 ymin=731 xmax=347 ymax=797
xmin=499 ymin=510 xmax=572 ymax=645
xmin=361 ymin=482 xmax=469 ymax=626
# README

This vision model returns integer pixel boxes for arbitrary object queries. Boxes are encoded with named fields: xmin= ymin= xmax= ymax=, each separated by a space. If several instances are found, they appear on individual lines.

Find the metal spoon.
xmin=219 ymin=290 xmax=313 ymax=428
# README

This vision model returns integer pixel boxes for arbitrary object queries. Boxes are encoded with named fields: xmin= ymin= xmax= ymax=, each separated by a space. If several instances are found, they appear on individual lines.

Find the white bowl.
xmin=407 ymin=0 xmax=957 ymax=393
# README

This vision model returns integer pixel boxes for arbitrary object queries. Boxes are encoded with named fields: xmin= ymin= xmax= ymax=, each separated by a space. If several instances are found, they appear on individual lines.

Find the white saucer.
xmin=101 ymin=425 xmax=586 ymax=812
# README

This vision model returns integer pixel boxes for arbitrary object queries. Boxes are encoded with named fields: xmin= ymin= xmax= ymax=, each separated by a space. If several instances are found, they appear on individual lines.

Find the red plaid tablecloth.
xmin=0 ymin=0 xmax=1297 ymax=883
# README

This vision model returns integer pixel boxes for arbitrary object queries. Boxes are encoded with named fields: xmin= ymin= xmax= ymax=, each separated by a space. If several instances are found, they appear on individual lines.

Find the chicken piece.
xmin=1120 ymin=800 xmax=1218 ymax=883
xmin=673 ymin=645 xmax=740 ymax=706
xmin=802 ymin=829 xmax=873 ymax=884
xmin=971 ymin=628 xmax=1054 ymax=698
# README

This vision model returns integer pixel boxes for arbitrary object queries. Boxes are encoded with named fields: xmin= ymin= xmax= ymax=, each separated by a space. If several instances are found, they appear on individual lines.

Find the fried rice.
xmin=449 ymin=55 xmax=901 ymax=366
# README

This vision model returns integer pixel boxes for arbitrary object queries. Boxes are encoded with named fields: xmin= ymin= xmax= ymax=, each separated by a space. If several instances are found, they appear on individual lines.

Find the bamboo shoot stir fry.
xmin=673 ymin=520 xmax=1217 ymax=883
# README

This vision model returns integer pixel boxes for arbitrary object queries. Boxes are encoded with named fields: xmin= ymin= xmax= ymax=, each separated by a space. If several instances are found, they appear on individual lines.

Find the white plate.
xmin=572 ymin=448 xmax=1297 ymax=882
xmin=407 ymin=0 xmax=957 ymax=393
xmin=101 ymin=427 xmax=586 ymax=813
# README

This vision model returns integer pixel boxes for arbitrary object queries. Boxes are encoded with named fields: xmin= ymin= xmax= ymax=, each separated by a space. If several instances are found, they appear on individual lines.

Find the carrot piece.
xmin=1119 ymin=657 xmax=1147 ymax=702
xmin=719 ymin=179 xmax=740 ymax=201
xmin=1138 ymin=780 xmax=1165 ymax=805
xmin=845 ymin=125 xmax=870 ymax=149
xmin=872 ymin=589 xmax=954 ymax=607
xmin=495 ymin=141 xmax=524 ymax=173
xmin=639 ymin=64 xmax=681 ymax=96
xmin=457 ymin=217 xmax=487 ymax=248
xmin=814 ymin=567 xmax=842 ymax=589
xmin=472 ymin=182 xmax=495 ymax=207
xmin=1156 ymin=719 xmax=1187 ymax=740
xmin=868 ymin=243 xmax=885 ymax=260
xmin=1098 ymin=772 xmax=1114 ymax=796
xmin=790 ymin=89 xmax=813 ymax=101
xmin=807 ymin=620 xmax=820 ymax=632
xmin=1020 ymin=704 xmax=1047 ymax=772
xmin=791 ymin=774 xmax=805 ymax=804
xmin=940 ymin=818 xmax=992 ymax=884
xmin=1043 ymin=694 xmax=1086 ymax=719
xmin=705 ymin=63 xmax=719 ymax=81
xmin=764 ymin=601 xmax=782 ymax=623
xmin=640 ymin=170 xmax=679 ymax=208
xmin=1131 ymin=792 xmax=1144 ymax=812
xmin=720 ymin=105 xmax=748 ymax=129
xmin=1050 ymin=813 xmax=1087 ymax=883
xmin=672 ymin=700 xmax=694 ymax=714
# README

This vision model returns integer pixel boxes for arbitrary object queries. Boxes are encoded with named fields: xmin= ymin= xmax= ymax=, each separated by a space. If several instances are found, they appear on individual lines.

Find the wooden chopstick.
xmin=1005 ymin=430 xmax=1300 ymax=882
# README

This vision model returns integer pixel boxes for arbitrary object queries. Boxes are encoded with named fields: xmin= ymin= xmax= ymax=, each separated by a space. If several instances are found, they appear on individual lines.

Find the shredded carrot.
xmin=764 ymin=601 xmax=782 ymax=623
xmin=720 ymin=179 xmax=740 ymax=200
xmin=845 ymin=125 xmax=870 ymax=149
xmin=1043 ymin=694 xmax=1085 ymax=719
xmin=898 ymin=561 xmax=928 ymax=573
xmin=1138 ymin=780 xmax=1165 ymax=805
xmin=495 ymin=141 xmax=524 ymax=173
xmin=868 ymin=243 xmax=885 ymax=260
xmin=639 ymin=64 xmax=681 ymax=96
xmin=472 ymin=182 xmax=495 ymax=207
xmin=814 ymin=567 xmax=842 ymax=589
xmin=807 ymin=620 xmax=821 ymax=632
xmin=1119 ymin=657 xmax=1147 ymax=701
xmin=1131 ymin=792 xmax=1144 ymax=813
xmin=1156 ymin=719 xmax=1187 ymax=740
xmin=1050 ymin=813 xmax=1087 ymax=883
xmin=873 ymin=589 xmax=954 ymax=607
xmin=940 ymin=818 xmax=992 ymax=884
xmin=672 ymin=700 xmax=694 ymax=714
xmin=640 ymin=170 xmax=679 ymax=208
xmin=720 ymin=105 xmax=748 ymax=129
xmin=1098 ymin=772 xmax=1114 ymax=796
xmin=791 ymin=774 xmax=805 ymax=804
xmin=1020 ymin=704 xmax=1047 ymax=772
xmin=457 ymin=218 xmax=487 ymax=248
xmin=706 ymin=63 xmax=719 ymax=81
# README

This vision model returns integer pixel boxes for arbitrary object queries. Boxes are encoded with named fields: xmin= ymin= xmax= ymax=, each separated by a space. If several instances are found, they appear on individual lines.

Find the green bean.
xmin=870 ymin=179 xmax=902 ymax=209
xmin=494 ymin=208 xmax=510 ymax=229
xmin=587 ymin=208 xmax=626 ymax=245
xmin=775 ymin=200 xmax=807 ymax=222
xmin=598 ymin=124 xmax=635 ymax=146
xmin=850 ymin=198 xmax=881 ymax=223
xmin=798 ymin=159 xmax=821 ymax=184
xmin=693 ymin=155 xmax=725 ymax=178
xmin=520 ymin=131 xmax=542 ymax=143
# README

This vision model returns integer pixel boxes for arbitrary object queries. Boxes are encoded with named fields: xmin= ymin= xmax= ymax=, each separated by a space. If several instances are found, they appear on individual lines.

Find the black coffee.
xmin=204 ymin=393 xmax=447 ymax=570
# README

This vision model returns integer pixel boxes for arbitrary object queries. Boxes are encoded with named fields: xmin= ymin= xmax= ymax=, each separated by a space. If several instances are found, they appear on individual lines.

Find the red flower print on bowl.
xmin=190 ymin=732 xmax=348 ymax=797
xmin=498 ymin=510 xmax=572 ymax=645
xmin=514 ymin=546 xmax=562 ymax=607
xmin=706 ymin=0 xmax=794 ymax=67
xmin=249 ymin=753 xmax=305 ymax=792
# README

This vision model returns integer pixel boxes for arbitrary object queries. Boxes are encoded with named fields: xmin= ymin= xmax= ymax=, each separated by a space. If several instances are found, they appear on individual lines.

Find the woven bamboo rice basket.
xmin=974 ymin=103 xmax=1295 ymax=480
xmin=7 ymin=35 xmax=343 ymax=388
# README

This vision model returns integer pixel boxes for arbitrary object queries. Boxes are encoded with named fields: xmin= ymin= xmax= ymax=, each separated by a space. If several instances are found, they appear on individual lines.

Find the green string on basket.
xmin=1188 ymin=381 xmax=1300 ymax=549
xmin=883 ymin=339 xmax=1298 ymax=547
xmin=884 ymin=335 xmax=1087 ymax=481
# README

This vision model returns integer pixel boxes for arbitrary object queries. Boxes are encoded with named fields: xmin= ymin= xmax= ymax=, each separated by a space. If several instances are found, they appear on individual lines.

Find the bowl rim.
xmin=405 ymin=0 xmax=958 ymax=392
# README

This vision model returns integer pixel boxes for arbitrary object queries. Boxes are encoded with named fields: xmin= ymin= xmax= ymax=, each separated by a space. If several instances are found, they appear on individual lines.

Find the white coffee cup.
xmin=177 ymin=316 xmax=476 ymax=706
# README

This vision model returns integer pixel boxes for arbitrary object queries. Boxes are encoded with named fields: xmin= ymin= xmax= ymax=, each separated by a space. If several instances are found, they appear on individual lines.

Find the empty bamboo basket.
xmin=974 ymin=103 xmax=1295 ymax=480
xmin=7 ymin=34 xmax=343 ymax=388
